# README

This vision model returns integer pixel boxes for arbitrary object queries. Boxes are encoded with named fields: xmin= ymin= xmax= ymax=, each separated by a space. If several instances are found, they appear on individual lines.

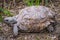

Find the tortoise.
xmin=4 ymin=6 xmax=57 ymax=36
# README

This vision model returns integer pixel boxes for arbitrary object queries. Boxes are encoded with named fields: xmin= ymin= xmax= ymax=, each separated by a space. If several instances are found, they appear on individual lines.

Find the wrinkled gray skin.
xmin=4 ymin=6 xmax=56 ymax=36
xmin=4 ymin=15 xmax=19 ymax=36
xmin=4 ymin=17 xmax=17 ymax=25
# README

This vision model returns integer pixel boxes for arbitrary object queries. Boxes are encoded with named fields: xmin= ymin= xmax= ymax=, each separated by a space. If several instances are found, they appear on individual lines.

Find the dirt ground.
xmin=0 ymin=1 xmax=60 ymax=40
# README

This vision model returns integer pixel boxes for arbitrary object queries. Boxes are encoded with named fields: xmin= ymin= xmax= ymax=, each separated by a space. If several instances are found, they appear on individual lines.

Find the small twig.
xmin=42 ymin=0 xmax=45 ymax=6
xmin=3 ymin=0 xmax=6 ymax=9
xmin=13 ymin=0 xmax=16 ymax=8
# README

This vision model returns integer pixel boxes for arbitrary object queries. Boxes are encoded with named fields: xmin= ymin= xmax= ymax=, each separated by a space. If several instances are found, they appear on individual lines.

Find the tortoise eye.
xmin=5 ymin=20 xmax=9 ymax=22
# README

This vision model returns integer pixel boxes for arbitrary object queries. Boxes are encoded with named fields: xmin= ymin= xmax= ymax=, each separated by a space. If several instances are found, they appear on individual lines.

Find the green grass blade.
xmin=35 ymin=0 xmax=40 ymax=6
xmin=0 ymin=15 xmax=3 ymax=22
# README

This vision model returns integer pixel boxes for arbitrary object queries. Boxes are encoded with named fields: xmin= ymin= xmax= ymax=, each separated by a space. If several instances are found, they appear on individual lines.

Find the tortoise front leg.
xmin=13 ymin=24 xmax=18 ymax=36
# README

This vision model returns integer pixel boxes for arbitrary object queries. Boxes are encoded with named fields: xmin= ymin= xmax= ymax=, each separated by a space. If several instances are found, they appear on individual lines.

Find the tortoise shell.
xmin=15 ymin=6 xmax=56 ymax=32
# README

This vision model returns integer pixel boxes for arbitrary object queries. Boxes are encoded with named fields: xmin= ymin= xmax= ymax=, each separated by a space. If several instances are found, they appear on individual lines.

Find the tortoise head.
xmin=4 ymin=17 xmax=17 ymax=25
xmin=4 ymin=17 xmax=18 ymax=36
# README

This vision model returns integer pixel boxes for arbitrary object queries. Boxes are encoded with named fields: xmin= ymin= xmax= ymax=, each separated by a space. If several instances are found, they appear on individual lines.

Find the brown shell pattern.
xmin=16 ymin=6 xmax=56 ymax=32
